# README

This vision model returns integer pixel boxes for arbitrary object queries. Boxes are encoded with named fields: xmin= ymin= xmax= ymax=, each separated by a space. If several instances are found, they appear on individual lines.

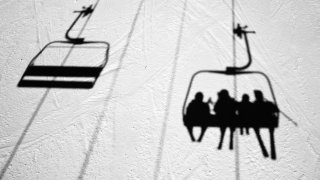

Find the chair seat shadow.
xmin=18 ymin=41 xmax=109 ymax=89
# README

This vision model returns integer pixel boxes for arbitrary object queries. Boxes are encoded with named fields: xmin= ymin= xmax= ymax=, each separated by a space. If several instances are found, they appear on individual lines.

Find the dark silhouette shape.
xmin=181 ymin=24 xmax=298 ymax=160
xmin=66 ymin=5 xmax=94 ymax=43
xmin=252 ymin=90 xmax=279 ymax=159
xmin=183 ymin=88 xmax=280 ymax=159
xmin=252 ymin=90 xmax=269 ymax=158
xmin=238 ymin=94 xmax=251 ymax=135
xmin=227 ymin=24 xmax=255 ymax=72
xmin=214 ymin=89 xmax=237 ymax=150
xmin=17 ymin=4 xmax=110 ymax=89
xmin=185 ymin=92 xmax=212 ymax=142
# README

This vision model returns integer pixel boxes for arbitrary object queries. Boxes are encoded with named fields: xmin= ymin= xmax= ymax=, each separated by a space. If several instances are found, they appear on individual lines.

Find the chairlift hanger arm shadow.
xmin=65 ymin=5 xmax=94 ymax=44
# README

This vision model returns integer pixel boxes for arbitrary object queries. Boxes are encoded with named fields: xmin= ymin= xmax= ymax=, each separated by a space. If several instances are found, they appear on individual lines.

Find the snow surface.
xmin=0 ymin=0 xmax=320 ymax=179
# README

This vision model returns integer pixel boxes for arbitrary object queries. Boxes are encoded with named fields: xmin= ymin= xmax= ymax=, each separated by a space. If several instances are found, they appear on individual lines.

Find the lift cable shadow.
xmin=0 ymin=89 xmax=49 ymax=180
xmin=77 ymin=0 xmax=145 ymax=179
xmin=0 ymin=1 xmax=101 ymax=179
xmin=231 ymin=0 xmax=240 ymax=179
xmin=153 ymin=0 xmax=188 ymax=179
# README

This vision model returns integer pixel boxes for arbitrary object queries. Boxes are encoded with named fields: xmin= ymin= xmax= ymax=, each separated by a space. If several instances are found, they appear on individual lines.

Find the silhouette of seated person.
xmin=237 ymin=94 xmax=252 ymax=135
xmin=214 ymin=89 xmax=237 ymax=150
xmin=185 ymin=92 xmax=212 ymax=142
xmin=252 ymin=90 xmax=279 ymax=159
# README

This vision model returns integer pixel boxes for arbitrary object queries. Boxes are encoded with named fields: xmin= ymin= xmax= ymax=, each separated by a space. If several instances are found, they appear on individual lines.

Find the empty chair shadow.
xmin=0 ymin=3 xmax=103 ymax=180
xmin=18 ymin=4 xmax=109 ymax=89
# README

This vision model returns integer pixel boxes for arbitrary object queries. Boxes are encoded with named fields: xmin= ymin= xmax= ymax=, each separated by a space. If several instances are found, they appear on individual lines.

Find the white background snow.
xmin=0 ymin=0 xmax=320 ymax=179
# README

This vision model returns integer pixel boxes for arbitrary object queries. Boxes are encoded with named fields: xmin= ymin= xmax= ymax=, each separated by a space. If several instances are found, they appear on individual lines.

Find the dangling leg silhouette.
xmin=240 ymin=126 xmax=244 ymax=135
xmin=198 ymin=126 xmax=207 ymax=142
xmin=246 ymin=127 xmax=250 ymax=135
xmin=229 ymin=127 xmax=235 ymax=150
xmin=269 ymin=127 xmax=276 ymax=160
xmin=187 ymin=126 xmax=196 ymax=142
xmin=254 ymin=128 xmax=269 ymax=157
xmin=218 ymin=127 xmax=226 ymax=149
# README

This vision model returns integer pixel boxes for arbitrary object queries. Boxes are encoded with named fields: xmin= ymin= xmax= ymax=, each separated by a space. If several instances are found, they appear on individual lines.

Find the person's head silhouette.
xmin=242 ymin=94 xmax=250 ymax=102
xmin=219 ymin=89 xmax=229 ymax=99
xmin=254 ymin=90 xmax=264 ymax=102
xmin=195 ymin=92 xmax=204 ymax=102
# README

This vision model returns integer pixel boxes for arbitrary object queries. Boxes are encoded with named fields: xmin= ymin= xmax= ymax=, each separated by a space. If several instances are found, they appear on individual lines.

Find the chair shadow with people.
xmin=184 ymin=89 xmax=279 ymax=160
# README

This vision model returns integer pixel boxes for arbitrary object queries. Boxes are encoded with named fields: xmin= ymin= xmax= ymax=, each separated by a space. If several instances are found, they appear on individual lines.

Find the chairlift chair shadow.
xmin=18 ymin=5 xmax=110 ymax=89
xmin=182 ymin=24 xmax=279 ymax=160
